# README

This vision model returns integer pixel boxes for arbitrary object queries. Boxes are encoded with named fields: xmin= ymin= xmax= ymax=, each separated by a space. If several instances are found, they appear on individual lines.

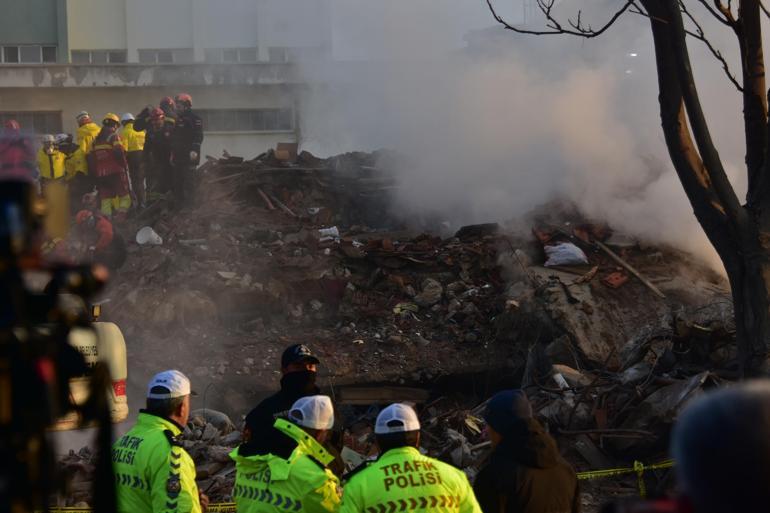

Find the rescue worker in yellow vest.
xmin=120 ymin=113 xmax=148 ymax=207
xmin=112 ymin=370 xmax=208 ymax=513
xmin=56 ymin=133 xmax=91 ymax=213
xmin=36 ymin=134 xmax=66 ymax=185
xmin=340 ymin=404 xmax=482 ymax=513
xmin=75 ymin=111 xmax=101 ymax=155
xmin=231 ymin=395 xmax=342 ymax=513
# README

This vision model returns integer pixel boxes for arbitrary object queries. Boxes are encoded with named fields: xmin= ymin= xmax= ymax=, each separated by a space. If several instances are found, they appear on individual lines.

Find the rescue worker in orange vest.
xmin=73 ymin=209 xmax=127 ymax=270
xmin=170 ymin=93 xmax=203 ymax=206
xmin=76 ymin=111 xmax=101 ymax=155
xmin=87 ymin=113 xmax=131 ymax=221
xmin=37 ymin=134 xmax=67 ymax=188
xmin=0 ymin=119 xmax=37 ymax=183
xmin=120 ymin=113 xmax=147 ymax=207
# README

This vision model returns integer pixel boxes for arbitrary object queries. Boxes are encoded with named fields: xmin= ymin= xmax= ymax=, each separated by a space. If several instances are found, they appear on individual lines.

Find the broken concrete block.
xmin=415 ymin=278 xmax=443 ymax=307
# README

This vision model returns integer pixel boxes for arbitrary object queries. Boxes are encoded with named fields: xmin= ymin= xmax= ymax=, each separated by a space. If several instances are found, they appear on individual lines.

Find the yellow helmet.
xmin=103 ymin=113 xmax=120 ymax=124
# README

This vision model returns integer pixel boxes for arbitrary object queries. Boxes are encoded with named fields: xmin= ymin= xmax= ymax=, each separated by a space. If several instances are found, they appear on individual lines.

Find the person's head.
xmin=102 ymin=113 xmax=120 ymax=130
xmin=281 ymin=344 xmax=320 ymax=375
xmin=149 ymin=107 xmax=165 ymax=129
xmin=483 ymin=389 xmax=533 ymax=447
xmin=159 ymin=96 xmax=176 ymax=115
xmin=120 ymin=113 xmax=135 ymax=127
xmin=3 ymin=119 xmax=20 ymax=135
xmin=144 ymin=370 xmax=194 ymax=426
xmin=288 ymin=395 xmax=334 ymax=444
xmin=76 ymin=111 xmax=91 ymax=126
xmin=42 ymin=134 xmax=55 ymax=154
xmin=374 ymin=403 xmax=421 ymax=453
xmin=672 ymin=381 xmax=770 ymax=513
xmin=175 ymin=93 xmax=192 ymax=113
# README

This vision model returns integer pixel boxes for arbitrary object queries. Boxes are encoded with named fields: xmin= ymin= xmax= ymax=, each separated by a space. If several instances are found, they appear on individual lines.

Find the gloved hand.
xmin=189 ymin=151 xmax=198 ymax=162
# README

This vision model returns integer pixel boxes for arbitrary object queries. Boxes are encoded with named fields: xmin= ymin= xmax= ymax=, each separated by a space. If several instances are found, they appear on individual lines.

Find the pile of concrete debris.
xmin=68 ymin=149 xmax=739 ymax=509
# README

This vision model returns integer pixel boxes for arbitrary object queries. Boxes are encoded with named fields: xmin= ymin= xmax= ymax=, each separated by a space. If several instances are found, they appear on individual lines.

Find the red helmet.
xmin=4 ymin=119 xmax=20 ymax=132
xmin=160 ymin=96 xmax=176 ymax=110
xmin=175 ymin=93 xmax=192 ymax=107
xmin=75 ymin=210 xmax=94 ymax=225
xmin=149 ymin=107 xmax=165 ymax=121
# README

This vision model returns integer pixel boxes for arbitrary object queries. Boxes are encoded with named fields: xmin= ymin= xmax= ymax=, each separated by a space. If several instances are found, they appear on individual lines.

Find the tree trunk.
xmin=641 ymin=0 xmax=770 ymax=372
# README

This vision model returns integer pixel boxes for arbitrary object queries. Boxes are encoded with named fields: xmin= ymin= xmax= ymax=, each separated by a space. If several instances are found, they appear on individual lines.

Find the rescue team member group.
xmin=115 ymin=346 xmax=583 ymax=513
xmin=1 ymin=93 xmax=203 ymax=223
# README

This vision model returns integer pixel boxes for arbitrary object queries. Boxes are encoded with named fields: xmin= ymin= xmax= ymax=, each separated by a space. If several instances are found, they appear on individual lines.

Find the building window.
xmin=204 ymin=48 xmax=258 ymax=64
xmin=268 ymin=47 xmax=288 ymax=63
xmin=0 ymin=111 xmax=62 ymax=134
xmin=138 ymin=48 xmax=194 ymax=64
xmin=71 ymin=50 xmax=127 ymax=64
xmin=197 ymin=109 xmax=294 ymax=132
xmin=1 ymin=45 xmax=56 ymax=64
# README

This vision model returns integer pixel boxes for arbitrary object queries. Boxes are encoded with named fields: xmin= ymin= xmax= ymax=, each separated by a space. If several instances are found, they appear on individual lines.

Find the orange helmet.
xmin=175 ymin=93 xmax=192 ymax=107
xmin=3 ymin=119 xmax=20 ymax=132
xmin=160 ymin=96 xmax=176 ymax=110
xmin=149 ymin=107 xmax=165 ymax=121
xmin=75 ymin=210 xmax=94 ymax=224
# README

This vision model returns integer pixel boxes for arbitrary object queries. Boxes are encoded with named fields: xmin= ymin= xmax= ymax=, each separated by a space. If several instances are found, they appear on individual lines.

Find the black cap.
xmin=281 ymin=344 xmax=320 ymax=368
xmin=484 ymin=389 xmax=532 ymax=435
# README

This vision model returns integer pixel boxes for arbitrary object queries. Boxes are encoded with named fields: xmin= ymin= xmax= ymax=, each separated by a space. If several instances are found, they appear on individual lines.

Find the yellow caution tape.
xmin=576 ymin=459 xmax=675 ymax=498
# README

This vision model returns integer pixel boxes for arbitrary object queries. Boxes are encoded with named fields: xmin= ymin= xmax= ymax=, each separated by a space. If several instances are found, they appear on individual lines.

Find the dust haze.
xmin=297 ymin=0 xmax=764 ymax=272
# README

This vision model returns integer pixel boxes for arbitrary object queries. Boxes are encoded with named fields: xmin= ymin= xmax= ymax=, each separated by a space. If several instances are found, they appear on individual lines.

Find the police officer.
xmin=340 ymin=404 xmax=481 ymax=513
xmin=231 ymin=395 xmax=341 ymax=513
xmin=112 ymin=370 xmax=208 ymax=513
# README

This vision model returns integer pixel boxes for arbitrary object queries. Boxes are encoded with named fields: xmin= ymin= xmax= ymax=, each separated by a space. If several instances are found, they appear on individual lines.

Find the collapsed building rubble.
xmin=59 ymin=150 xmax=741 ymax=509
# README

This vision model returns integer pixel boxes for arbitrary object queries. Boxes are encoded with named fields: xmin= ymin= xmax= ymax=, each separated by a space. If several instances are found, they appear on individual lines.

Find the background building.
xmin=0 ymin=0 xmax=332 ymax=158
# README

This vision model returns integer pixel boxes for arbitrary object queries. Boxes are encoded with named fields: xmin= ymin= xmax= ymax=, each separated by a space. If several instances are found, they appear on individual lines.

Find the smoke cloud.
xmin=299 ymin=1 xmax=762 ymax=272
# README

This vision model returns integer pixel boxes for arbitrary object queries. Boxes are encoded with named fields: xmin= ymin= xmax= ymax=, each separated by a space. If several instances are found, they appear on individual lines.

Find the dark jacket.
xmin=474 ymin=419 xmax=580 ymax=513
xmin=239 ymin=371 xmax=320 ymax=458
xmin=171 ymin=110 xmax=203 ymax=166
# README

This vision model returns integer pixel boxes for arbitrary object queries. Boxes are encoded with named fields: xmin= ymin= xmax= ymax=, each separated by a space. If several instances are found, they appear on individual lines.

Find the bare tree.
xmin=485 ymin=0 xmax=770 ymax=372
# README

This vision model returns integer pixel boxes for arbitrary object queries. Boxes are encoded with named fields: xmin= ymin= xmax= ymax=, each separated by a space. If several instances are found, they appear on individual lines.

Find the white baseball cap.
xmin=289 ymin=395 xmax=334 ymax=430
xmin=375 ymin=403 xmax=421 ymax=434
xmin=146 ymin=370 xmax=193 ymax=399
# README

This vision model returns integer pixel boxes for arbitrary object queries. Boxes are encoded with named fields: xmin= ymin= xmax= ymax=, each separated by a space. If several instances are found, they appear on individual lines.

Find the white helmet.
xmin=42 ymin=134 xmax=55 ymax=144
xmin=121 ymin=113 xmax=135 ymax=123
xmin=54 ymin=133 xmax=70 ymax=145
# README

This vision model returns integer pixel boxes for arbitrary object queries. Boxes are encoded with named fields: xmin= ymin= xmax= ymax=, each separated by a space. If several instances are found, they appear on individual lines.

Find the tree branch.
xmin=680 ymin=1 xmax=744 ymax=91
xmin=696 ymin=0 xmax=733 ymax=25
xmin=485 ymin=0 xmax=635 ymax=38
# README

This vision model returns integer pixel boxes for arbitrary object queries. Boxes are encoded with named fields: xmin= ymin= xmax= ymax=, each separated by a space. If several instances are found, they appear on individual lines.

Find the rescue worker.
xmin=242 ymin=344 xmax=321 ymax=458
xmin=112 ymin=370 xmax=208 ymax=513
xmin=160 ymin=96 xmax=178 ymax=125
xmin=231 ymin=395 xmax=341 ymax=513
xmin=75 ymin=111 xmax=101 ymax=155
xmin=169 ymin=93 xmax=203 ymax=205
xmin=87 ymin=113 xmax=131 ymax=220
xmin=36 ymin=134 xmax=66 ymax=187
xmin=120 ymin=113 xmax=147 ymax=207
xmin=0 ymin=119 xmax=37 ymax=182
xmin=72 ymin=209 xmax=126 ymax=270
xmin=473 ymin=390 xmax=580 ymax=513
xmin=340 ymin=404 xmax=482 ymax=513
xmin=56 ymin=133 xmax=91 ymax=211
xmin=135 ymin=106 xmax=174 ymax=194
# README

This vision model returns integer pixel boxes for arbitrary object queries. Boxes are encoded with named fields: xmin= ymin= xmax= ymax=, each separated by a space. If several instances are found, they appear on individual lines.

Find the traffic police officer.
xmin=340 ymin=403 xmax=482 ymax=513
xmin=231 ymin=395 xmax=341 ymax=513
xmin=112 ymin=370 xmax=207 ymax=513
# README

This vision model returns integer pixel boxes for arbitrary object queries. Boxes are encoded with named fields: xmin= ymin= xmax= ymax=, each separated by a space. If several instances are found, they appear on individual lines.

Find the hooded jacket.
xmin=231 ymin=418 xmax=341 ymax=513
xmin=473 ymin=419 xmax=579 ymax=513
xmin=241 ymin=371 xmax=320 ymax=458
